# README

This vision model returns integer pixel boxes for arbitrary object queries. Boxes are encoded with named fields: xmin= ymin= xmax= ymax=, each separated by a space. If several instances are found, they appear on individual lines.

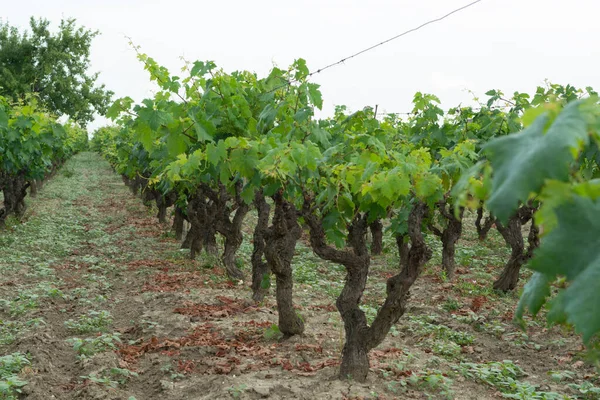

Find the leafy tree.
xmin=0 ymin=17 xmax=112 ymax=125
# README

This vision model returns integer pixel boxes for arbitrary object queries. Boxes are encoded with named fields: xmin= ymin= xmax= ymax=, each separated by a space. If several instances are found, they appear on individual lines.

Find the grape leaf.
xmin=528 ymin=195 xmax=600 ymax=280
xmin=547 ymin=257 xmax=600 ymax=343
xmin=484 ymin=100 xmax=589 ymax=222
xmin=138 ymin=106 xmax=173 ymax=131
xmin=307 ymin=83 xmax=323 ymax=110
xmin=520 ymin=195 xmax=600 ymax=343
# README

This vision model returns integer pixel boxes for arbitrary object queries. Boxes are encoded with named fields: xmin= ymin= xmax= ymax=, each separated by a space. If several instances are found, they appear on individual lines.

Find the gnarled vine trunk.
xmin=429 ymin=203 xmax=464 ymax=280
xmin=211 ymin=183 xmax=248 ymax=282
xmin=493 ymin=205 xmax=538 ymax=292
xmin=186 ymin=190 xmax=218 ymax=259
xmin=172 ymin=206 xmax=186 ymax=241
xmin=304 ymin=200 xmax=432 ymax=382
xmin=251 ymin=191 xmax=271 ymax=302
xmin=365 ymin=202 xmax=432 ymax=367
xmin=264 ymin=192 xmax=303 ymax=336
xmin=156 ymin=192 xmax=177 ymax=224
xmin=1 ymin=172 xmax=29 ymax=225
xmin=302 ymin=204 xmax=371 ymax=380
xmin=369 ymin=219 xmax=383 ymax=255
xmin=396 ymin=234 xmax=409 ymax=269
xmin=475 ymin=204 xmax=495 ymax=241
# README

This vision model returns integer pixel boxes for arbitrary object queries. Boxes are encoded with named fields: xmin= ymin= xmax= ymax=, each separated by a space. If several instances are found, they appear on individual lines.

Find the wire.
xmin=268 ymin=0 xmax=485 ymax=93
xmin=309 ymin=0 xmax=484 ymax=78
xmin=373 ymin=104 xmax=513 ymax=119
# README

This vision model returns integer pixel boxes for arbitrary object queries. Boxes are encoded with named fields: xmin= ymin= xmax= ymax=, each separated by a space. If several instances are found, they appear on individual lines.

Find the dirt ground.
xmin=0 ymin=152 xmax=597 ymax=400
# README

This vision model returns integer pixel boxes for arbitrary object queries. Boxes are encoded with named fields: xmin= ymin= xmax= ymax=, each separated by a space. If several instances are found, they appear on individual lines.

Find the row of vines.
xmin=0 ymin=95 xmax=88 ymax=225
xmin=91 ymin=52 xmax=600 ymax=382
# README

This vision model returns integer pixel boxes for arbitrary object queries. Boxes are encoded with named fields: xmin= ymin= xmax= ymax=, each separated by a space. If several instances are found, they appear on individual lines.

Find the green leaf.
xmin=190 ymin=60 xmax=215 ymax=76
xmin=260 ymin=273 xmax=271 ymax=290
xmin=106 ymin=97 xmax=133 ymax=120
xmin=307 ymin=83 xmax=323 ymax=110
xmin=485 ymin=100 xmax=590 ymax=222
xmin=0 ymin=108 xmax=8 ymax=127
xmin=240 ymin=184 xmax=255 ymax=205
xmin=293 ymin=58 xmax=309 ymax=80
xmin=294 ymin=107 xmax=312 ymax=123
xmin=206 ymin=140 xmax=227 ymax=166
xmin=166 ymin=134 xmax=187 ymax=157
xmin=263 ymin=324 xmax=283 ymax=340
xmin=524 ymin=195 xmax=600 ymax=343
xmin=547 ymin=257 xmax=600 ymax=343
xmin=138 ymin=106 xmax=173 ymax=131
xmin=136 ymin=124 xmax=155 ymax=150
xmin=529 ymin=195 xmax=600 ymax=280
xmin=189 ymin=113 xmax=215 ymax=142
xmin=309 ymin=126 xmax=330 ymax=148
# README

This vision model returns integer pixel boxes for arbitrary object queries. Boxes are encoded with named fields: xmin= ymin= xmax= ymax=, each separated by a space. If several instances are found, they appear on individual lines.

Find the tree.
xmin=0 ymin=17 xmax=112 ymax=125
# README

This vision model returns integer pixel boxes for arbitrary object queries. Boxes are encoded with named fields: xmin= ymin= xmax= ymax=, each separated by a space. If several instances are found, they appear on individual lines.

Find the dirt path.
xmin=0 ymin=152 xmax=596 ymax=400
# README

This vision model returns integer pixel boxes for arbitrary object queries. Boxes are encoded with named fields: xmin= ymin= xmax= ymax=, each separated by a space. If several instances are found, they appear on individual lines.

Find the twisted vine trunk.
xmin=364 ymin=202 xmax=432 ymax=370
xmin=369 ymin=219 xmax=383 ymax=255
xmin=303 ymin=201 xmax=431 ymax=382
xmin=1 ymin=172 xmax=29 ymax=225
xmin=475 ymin=204 xmax=495 ymax=241
xmin=181 ymin=223 xmax=195 ymax=249
xmin=396 ymin=234 xmax=409 ymax=269
xmin=156 ymin=192 xmax=177 ymax=224
xmin=251 ymin=191 xmax=271 ymax=302
xmin=493 ymin=205 xmax=538 ymax=292
xmin=264 ymin=192 xmax=303 ymax=336
xmin=172 ymin=206 xmax=186 ymax=241
xmin=213 ymin=182 xmax=248 ymax=282
xmin=185 ymin=190 xmax=218 ymax=259
xmin=429 ymin=203 xmax=464 ymax=280
xmin=302 ymin=202 xmax=371 ymax=380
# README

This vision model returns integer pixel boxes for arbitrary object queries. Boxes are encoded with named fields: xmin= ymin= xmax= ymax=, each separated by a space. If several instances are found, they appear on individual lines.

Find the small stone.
xmin=253 ymin=384 xmax=272 ymax=397
xmin=160 ymin=380 xmax=174 ymax=391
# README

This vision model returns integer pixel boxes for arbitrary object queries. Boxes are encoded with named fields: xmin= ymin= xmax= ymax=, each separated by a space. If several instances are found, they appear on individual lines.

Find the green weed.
xmin=64 ymin=310 xmax=113 ymax=333
xmin=0 ymin=353 xmax=30 ymax=400
xmin=66 ymin=333 xmax=122 ymax=359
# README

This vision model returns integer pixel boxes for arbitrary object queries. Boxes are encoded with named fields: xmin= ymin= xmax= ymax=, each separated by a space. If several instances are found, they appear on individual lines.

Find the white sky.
xmin=3 ymin=0 xmax=600 ymax=131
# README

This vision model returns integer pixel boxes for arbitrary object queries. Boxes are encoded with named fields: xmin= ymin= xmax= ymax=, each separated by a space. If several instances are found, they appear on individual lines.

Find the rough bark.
xmin=303 ymin=200 xmax=432 ymax=382
xmin=493 ymin=205 xmax=537 ymax=292
xmin=140 ymin=179 xmax=155 ymax=206
xmin=264 ymin=192 xmax=303 ymax=336
xmin=156 ymin=192 xmax=176 ymax=224
xmin=173 ymin=206 xmax=186 ymax=241
xmin=186 ymin=192 xmax=206 ymax=258
xmin=396 ymin=234 xmax=410 ymax=269
xmin=184 ymin=187 xmax=221 ymax=259
xmin=181 ymin=222 xmax=195 ymax=249
xmin=429 ymin=203 xmax=464 ymax=280
xmin=475 ymin=205 xmax=495 ymax=241
xmin=369 ymin=219 xmax=383 ymax=255
xmin=1 ymin=173 xmax=29 ymax=224
xmin=128 ymin=176 xmax=142 ymax=196
xmin=214 ymin=184 xmax=248 ymax=281
xmin=302 ymin=198 xmax=371 ymax=381
xmin=203 ymin=225 xmax=218 ymax=256
xmin=251 ymin=190 xmax=271 ymax=302
xmin=366 ymin=202 xmax=432 ymax=351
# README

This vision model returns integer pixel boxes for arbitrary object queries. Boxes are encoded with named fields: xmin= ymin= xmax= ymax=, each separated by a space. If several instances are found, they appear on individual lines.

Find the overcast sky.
xmin=3 ymin=0 xmax=599 ymax=131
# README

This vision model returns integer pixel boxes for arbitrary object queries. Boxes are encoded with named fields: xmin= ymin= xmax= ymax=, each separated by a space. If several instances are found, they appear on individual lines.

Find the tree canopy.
xmin=0 ymin=17 xmax=112 ymax=125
